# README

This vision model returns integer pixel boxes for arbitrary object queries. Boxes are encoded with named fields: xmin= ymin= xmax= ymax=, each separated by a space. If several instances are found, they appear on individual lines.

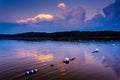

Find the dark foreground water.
xmin=0 ymin=40 xmax=120 ymax=80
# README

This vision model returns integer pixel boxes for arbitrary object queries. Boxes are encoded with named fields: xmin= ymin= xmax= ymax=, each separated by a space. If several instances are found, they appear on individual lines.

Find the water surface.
xmin=0 ymin=40 xmax=120 ymax=80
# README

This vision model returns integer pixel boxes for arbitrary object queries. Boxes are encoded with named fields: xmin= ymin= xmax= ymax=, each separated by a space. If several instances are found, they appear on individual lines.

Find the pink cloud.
xmin=16 ymin=14 xmax=54 ymax=24
xmin=16 ymin=3 xmax=86 ymax=29
xmin=57 ymin=3 xmax=66 ymax=10
xmin=57 ymin=3 xmax=86 ymax=26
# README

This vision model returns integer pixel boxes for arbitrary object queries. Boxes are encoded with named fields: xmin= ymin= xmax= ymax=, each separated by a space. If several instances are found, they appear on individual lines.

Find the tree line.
xmin=0 ymin=31 xmax=120 ymax=41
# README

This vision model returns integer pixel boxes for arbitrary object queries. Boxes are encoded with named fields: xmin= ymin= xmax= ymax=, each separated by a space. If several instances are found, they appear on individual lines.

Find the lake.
xmin=0 ymin=40 xmax=120 ymax=80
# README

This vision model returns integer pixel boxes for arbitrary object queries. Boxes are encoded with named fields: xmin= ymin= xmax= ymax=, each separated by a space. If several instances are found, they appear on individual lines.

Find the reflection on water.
xmin=37 ymin=54 xmax=54 ymax=62
xmin=17 ymin=49 xmax=54 ymax=62
xmin=0 ymin=40 xmax=120 ymax=80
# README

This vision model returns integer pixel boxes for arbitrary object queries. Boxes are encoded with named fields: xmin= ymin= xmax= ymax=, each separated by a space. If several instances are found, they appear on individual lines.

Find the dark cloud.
xmin=103 ymin=0 xmax=120 ymax=26
xmin=85 ymin=14 xmax=105 ymax=27
xmin=56 ymin=1 xmax=120 ymax=30
xmin=103 ymin=0 xmax=120 ymax=19
xmin=85 ymin=0 xmax=120 ymax=30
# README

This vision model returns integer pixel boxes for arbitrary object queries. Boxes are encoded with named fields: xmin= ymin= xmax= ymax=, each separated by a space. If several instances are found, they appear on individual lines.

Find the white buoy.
xmin=92 ymin=49 xmax=99 ymax=53
xmin=112 ymin=44 xmax=115 ymax=47
xmin=25 ymin=69 xmax=38 ymax=75
xmin=63 ymin=57 xmax=70 ymax=64
xmin=65 ymin=57 xmax=70 ymax=61
xmin=95 ymin=49 xmax=99 ymax=52
xmin=35 ymin=69 xmax=38 ymax=72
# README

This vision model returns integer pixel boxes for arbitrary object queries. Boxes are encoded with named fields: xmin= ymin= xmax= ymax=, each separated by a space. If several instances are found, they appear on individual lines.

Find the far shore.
xmin=0 ymin=31 xmax=120 ymax=41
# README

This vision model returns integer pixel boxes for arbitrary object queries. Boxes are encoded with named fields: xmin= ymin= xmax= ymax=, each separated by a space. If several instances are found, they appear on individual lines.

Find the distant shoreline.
xmin=0 ymin=31 xmax=120 ymax=41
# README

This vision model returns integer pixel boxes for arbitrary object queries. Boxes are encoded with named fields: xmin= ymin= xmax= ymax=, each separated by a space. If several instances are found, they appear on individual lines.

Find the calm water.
xmin=0 ymin=40 xmax=120 ymax=80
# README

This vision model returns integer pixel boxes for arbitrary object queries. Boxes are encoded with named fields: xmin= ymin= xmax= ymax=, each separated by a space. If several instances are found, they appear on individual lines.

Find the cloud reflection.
xmin=17 ymin=49 xmax=54 ymax=62
xmin=36 ymin=54 xmax=54 ymax=62
xmin=57 ymin=63 xmax=67 ymax=76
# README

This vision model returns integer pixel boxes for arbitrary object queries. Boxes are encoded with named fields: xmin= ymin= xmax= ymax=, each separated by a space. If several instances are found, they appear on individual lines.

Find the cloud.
xmin=84 ymin=0 xmax=120 ymax=30
xmin=103 ymin=0 xmax=120 ymax=26
xmin=85 ymin=14 xmax=105 ymax=27
xmin=15 ymin=1 xmax=120 ymax=32
xmin=16 ymin=3 xmax=86 ymax=30
xmin=57 ymin=3 xmax=86 ymax=25
xmin=16 ymin=14 xmax=54 ymax=24
xmin=17 ymin=3 xmax=86 ymax=27
xmin=57 ymin=3 xmax=66 ymax=10
xmin=104 ymin=0 xmax=120 ymax=18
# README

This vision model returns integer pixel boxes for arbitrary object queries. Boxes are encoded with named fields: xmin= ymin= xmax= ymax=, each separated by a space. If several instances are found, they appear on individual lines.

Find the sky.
xmin=0 ymin=0 xmax=120 ymax=34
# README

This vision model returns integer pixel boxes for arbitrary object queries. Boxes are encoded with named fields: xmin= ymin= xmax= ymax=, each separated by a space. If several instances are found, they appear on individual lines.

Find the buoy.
xmin=94 ymin=49 xmax=99 ymax=53
xmin=63 ymin=60 xmax=69 ymax=64
xmin=112 ymin=44 xmax=115 ymax=47
xmin=63 ymin=57 xmax=75 ymax=64
xmin=95 ymin=49 xmax=99 ymax=52
xmin=92 ymin=49 xmax=99 ymax=53
xmin=25 ymin=69 xmax=38 ymax=75
xmin=69 ymin=57 xmax=75 ymax=61
xmin=63 ymin=57 xmax=69 ymax=64
xmin=51 ymin=64 xmax=54 ymax=67
xmin=65 ymin=57 xmax=70 ymax=61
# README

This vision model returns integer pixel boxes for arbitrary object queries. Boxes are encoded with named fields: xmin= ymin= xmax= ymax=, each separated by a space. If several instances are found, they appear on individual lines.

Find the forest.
xmin=0 ymin=31 xmax=120 ymax=41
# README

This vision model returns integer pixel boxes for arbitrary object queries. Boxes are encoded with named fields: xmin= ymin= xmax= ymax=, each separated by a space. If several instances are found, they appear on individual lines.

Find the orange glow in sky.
xmin=16 ymin=14 xmax=54 ymax=24
xmin=35 ymin=14 xmax=54 ymax=21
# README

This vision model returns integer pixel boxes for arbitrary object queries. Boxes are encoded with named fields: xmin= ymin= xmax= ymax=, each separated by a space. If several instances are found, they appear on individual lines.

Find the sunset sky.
xmin=0 ymin=0 xmax=120 ymax=34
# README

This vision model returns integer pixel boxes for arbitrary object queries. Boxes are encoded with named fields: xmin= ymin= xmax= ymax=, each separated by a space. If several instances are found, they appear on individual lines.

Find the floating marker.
xmin=65 ymin=57 xmax=70 ymax=61
xmin=92 ymin=49 xmax=99 ymax=53
xmin=112 ymin=44 xmax=115 ymax=47
xmin=63 ymin=60 xmax=69 ymax=64
xmin=35 ymin=69 xmax=38 ymax=72
xmin=63 ymin=57 xmax=69 ymax=63
xmin=94 ymin=49 xmax=99 ymax=53
xmin=25 ymin=69 xmax=38 ymax=75
xmin=69 ymin=57 xmax=75 ymax=61
xmin=63 ymin=57 xmax=75 ymax=64
xmin=51 ymin=64 xmax=54 ymax=67
xmin=25 ymin=71 xmax=30 ymax=75
xmin=95 ymin=49 xmax=99 ymax=52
